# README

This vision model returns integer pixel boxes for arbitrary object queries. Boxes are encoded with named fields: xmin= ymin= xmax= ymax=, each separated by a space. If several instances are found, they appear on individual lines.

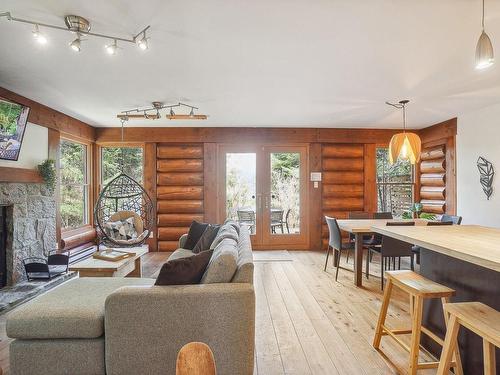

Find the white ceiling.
xmin=0 ymin=0 xmax=500 ymax=128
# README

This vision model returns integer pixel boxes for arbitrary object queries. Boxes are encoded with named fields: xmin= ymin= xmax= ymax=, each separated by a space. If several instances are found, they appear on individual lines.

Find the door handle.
xmin=256 ymin=194 xmax=262 ymax=212
xmin=264 ymin=196 xmax=270 ymax=209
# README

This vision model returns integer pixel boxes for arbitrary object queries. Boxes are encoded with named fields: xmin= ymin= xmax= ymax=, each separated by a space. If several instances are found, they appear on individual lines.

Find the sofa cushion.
xmin=192 ymin=224 xmax=220 ymax=253
xmin=184 ymin=221 xmax=209 ymax=250
xmin=168 ymin=248 xmax=195 ymax=261
xmin=155 ymin=250 xmax=213 ymax=285
xmin=231 ymin=226 xmax=254 ymax=284
xmin=210 ymin=223 xmax=239 ymax=250
xmin=201 ymin=237 xmax=238 ymax=284
xmin=6 ymin=277 xmax=154 ymax=339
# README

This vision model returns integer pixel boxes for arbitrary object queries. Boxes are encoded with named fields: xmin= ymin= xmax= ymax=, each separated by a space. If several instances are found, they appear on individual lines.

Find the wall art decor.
xmin=477 ymin=156 xmax=494 ymax=200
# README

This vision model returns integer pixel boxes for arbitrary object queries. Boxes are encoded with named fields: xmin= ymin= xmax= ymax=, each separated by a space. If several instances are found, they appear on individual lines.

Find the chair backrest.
xmin=47 ymin=253 xmax=70 ymax=266
xmin=325 ymin=216 xmax=342 ymax=250
xmin=374 ymin=212 xmax=393 ymax=219
xmin=176 ymin=342 xmax=216 ymax=375
xmin=441 ymin=214 xmax=462 ymax=225
xmin=271 ymin=210 xmax=284 ymax=222
xmin=284 ymin=208 xmax=291 ymax=221
xmin=427 ymin=221 xmax=453 ymax=226
xmin=386 ymin=221 xmax=415 ymax=226
xmin=237 ymin=210 xmax=255 ymax=222
xmin=382 ymin=221 xmax=415 ymax=256
xmin=348 ymin=211 xmax=371 ymax=219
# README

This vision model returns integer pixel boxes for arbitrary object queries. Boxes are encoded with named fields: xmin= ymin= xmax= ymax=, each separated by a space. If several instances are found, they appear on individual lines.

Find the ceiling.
xmin=0 ymin=0 xmax=499 ymax=128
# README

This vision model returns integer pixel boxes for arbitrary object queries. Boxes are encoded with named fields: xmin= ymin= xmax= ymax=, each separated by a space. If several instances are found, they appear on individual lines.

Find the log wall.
xmin=321 ymin=144 xmax=366 ymax=249
xmin=419 ymin=144 xmax=447 ymax=215
xmin=156 ymin=144 xmax=205 ymax=251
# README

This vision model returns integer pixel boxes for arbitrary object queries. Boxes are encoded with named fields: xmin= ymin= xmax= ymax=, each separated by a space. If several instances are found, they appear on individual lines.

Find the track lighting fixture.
xmin=69 ymin=34 xmax=82 ymax=52
xmin=117 ymin=102 xmax=208 ymax=121
xmin=32 ymin=24 xmax=47 ymax=44
xmin=105 ymin=39 xmax=118 ymax=55
xmin=0 ymin=12 xmax=150 ymax=56
xmin=475 ymin=0 xmax=494 ymax=69
xmin=137 ymin=31 xmax=149 ymax=50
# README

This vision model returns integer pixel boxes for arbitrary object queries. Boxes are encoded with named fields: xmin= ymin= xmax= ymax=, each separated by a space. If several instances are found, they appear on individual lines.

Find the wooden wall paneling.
xmin=445 ymin=136 xmax=457 ymax=215
xmin=309 ymin=143 xmax=322 ymax=251
xmin=156 ymin=144 xmax=204 ymax=251
xmin=47 ymin=128 xmax=61 ymax=249
xmin=203 ymin=143 xmax=218 ymax=223
xmin=419 ymin=142 xmax=447 ymax=215
xmin=144 ymin=143 xmax=158 ymax=251
xmin=418 ymin=118 xmax=457 ymax=144
xmin=0 ymin=87 xmax=96 ymax=141
xmin=363 ymin=144 xmax=377 ymax=214
xmin=321 ymin=144 xmax=365 ymax=248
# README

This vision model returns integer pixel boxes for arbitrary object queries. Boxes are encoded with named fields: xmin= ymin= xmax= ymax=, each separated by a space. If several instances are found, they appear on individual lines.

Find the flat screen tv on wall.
xmin=0 ymin=97 xmax=30 ymax=161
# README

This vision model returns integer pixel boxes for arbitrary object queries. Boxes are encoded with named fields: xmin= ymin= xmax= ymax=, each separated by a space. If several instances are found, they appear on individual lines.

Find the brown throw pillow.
xmin=192 ymin=224 xmax=220 ymax=253
xmin=155 ymin=250 xmax=213 ymax=285
xmin=183 ymin=221 xmax=209 ymax=250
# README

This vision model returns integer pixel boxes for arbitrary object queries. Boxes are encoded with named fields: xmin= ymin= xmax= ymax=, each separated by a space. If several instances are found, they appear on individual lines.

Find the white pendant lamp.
xmin=475 ymin=0 xmax=494 ymax=69
xmin=386 ymin=100 xmax=421 ymax=165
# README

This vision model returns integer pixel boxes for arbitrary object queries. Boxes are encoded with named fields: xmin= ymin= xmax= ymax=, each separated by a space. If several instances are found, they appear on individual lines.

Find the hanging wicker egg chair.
xmin=94 ymin=173 xmax=153 ymax=248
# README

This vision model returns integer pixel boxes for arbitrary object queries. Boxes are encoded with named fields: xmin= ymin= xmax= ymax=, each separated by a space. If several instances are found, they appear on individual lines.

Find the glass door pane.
xmin=270 ymin=152 xmax=301 ymax=235
xmin=225 ymin=153 xmax=257 ymax=235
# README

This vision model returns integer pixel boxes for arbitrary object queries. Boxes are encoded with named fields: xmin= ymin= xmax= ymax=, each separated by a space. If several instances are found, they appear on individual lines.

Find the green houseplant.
xmin=38 ymin=159 xmax=56 ymax=193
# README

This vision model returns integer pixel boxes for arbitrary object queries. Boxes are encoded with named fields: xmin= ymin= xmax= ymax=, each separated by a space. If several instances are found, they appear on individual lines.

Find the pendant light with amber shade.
xmin=386 ymin=100 xmax=421 ymax=165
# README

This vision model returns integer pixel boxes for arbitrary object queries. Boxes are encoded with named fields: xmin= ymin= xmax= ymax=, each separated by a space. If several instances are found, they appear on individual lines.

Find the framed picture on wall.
xmin=0 ymin=97 xmax=30 ymax=161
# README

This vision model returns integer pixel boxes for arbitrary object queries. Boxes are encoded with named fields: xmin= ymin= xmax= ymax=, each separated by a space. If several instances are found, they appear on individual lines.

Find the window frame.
xmin=97 ymin=143 xmax=145 ymax=192
xmin=375 ymin=146 xmax=415 ymax=215
xmin=59 ymin=136 xmax=93 ymax=233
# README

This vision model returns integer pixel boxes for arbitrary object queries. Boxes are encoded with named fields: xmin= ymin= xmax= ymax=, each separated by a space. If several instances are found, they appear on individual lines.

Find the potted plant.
xmin=38 ymin=159 xmax=56 ymax=193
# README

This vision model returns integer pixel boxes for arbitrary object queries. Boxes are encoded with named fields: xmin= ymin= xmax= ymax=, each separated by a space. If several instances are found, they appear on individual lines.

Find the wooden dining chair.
xmin=176 ymin=342 xmax=216 ymax=375
xmin=367 ymin=221 xmax=415 ymax=289
xmin=324 ymin=216 xmax=355 ymax=281
xmin=373 ymin=212 xmax=393 ymax=219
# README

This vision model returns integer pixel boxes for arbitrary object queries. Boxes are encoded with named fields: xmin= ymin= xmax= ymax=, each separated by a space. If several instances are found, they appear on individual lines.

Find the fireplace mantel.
xmin=0 ymin=166 xmax=43 ymax=183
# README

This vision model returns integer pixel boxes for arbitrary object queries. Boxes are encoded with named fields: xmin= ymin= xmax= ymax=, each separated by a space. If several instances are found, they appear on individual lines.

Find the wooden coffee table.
xmin=69 ymin=245 xmax=149 ymax=277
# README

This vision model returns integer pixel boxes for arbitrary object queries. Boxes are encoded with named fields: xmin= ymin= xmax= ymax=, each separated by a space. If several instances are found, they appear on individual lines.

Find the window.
xmin=100 ymin=146 xmax=143 ymax=187
xmin=376 ymin=148 xmax=414 ymax=216
xmin=60 ymin=139 xmax=89 ymax=229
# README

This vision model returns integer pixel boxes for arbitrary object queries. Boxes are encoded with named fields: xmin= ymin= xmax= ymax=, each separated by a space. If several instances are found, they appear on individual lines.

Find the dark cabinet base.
xmin=420 ymin=248 xmax=500 ymax=375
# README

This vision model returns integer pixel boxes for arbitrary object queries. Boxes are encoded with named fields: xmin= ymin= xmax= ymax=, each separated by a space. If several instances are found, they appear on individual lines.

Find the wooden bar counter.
xmin=371 ymin=224 xmax=500 ymax=374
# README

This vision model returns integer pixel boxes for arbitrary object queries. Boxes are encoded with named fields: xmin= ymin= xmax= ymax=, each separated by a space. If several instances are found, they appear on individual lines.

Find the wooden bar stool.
xmin=373 ymin=270 xmax=463 ymax=375
xmin=437 ymin=302 xmax=500 ymax=375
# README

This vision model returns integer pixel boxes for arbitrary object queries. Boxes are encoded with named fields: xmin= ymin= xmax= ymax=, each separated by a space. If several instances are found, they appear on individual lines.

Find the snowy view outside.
xmin=225 ymin=152 xmax=300 ymax=235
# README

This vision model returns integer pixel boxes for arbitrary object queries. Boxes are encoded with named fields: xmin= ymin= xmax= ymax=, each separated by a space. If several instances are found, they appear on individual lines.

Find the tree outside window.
xmin=60 ymin=139 xmax=89 ymax=229
xmin=376 ymin=148 xmax=414 ymax=216
xmin=100 ymin=147 xmax=143 ymax=187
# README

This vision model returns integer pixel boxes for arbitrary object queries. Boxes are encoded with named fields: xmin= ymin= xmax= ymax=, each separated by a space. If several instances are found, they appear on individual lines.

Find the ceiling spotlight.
xmin=69 ymin=34 xmax=82 ymax=52
xmin=189 ymin=108 xmax=195 ymax=118
xmin=32 ymin=24 xmax=47 ymax=44
xmin=137 ymin=33 xmax=149 ymax=50
xmin=105 ymin=39 xmax=118 ymax=55
xmin=170 ymin=108 xmax=175 ymax=116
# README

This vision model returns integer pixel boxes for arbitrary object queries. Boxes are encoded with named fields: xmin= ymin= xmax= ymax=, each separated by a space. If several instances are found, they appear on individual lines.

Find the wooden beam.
xmin=144 ymin=143 xmax=158 ymax=251
xmin=47 ymin=128 xmax=61 ymax=248
xmin=0 ymin=87 xmax=96 ymax=141
xmin=418 ymin=118 xmax=457 ymax=144
xmin=308 ymin=143 xmax=322 ymax=251
xmin=0 ymin=166 xmax=43 ymax=183
xmin=96 ymin=127 xmax=399 ymax=144
xmin=363 ymin=144 xmax=377 ymax=214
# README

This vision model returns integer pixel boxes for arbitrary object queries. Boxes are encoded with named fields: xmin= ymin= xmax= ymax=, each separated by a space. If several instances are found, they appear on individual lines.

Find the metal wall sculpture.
xmin=477 ymin=156 xmax=494 ymax=200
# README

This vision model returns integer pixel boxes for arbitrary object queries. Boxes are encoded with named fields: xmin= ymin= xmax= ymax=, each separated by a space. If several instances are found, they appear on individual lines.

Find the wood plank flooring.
xmin=0 ymin=250 xmax=441 ymax=374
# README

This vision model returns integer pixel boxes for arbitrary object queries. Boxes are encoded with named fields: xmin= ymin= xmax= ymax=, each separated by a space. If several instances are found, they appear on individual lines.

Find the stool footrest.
xmin=382 ymin=328 xmax=413 ymax=335
xmin=421 ymin=326 xmax=444 ymax=346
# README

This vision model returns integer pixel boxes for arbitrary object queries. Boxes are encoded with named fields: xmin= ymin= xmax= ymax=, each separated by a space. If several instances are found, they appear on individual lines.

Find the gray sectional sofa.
xmin=6 ymin=222 xmax=255 ymax=375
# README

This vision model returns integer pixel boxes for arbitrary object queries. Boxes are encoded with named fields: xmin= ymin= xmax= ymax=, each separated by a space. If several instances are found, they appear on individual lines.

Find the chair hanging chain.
xmin=120 ymin=117 xmax=127 ymax=172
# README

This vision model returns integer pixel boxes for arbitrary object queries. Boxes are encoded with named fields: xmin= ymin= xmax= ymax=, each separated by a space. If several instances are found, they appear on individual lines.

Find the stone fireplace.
xmin=0 ymin=182 xmax=56 ymax=285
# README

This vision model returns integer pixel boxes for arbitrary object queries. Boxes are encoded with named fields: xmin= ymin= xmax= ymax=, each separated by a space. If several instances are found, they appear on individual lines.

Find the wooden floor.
xmin=0 ymin=251 xmax=440 ymax=374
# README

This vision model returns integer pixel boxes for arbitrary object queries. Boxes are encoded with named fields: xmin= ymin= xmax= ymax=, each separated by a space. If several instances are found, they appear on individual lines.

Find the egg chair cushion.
xmin=103 ymin=211 xmax=147 ymax=245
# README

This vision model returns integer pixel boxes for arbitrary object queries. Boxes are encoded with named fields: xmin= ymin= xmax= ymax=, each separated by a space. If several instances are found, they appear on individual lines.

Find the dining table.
xmin=369 ymin=223 xmax=500 ymax=374
xmin=336 ymin=218 xmax=428 ymax=287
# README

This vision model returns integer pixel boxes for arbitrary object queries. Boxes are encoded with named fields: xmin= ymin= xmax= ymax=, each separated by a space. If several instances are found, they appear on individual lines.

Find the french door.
xmin=218 ymin=144 xmax=308 ymax=249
